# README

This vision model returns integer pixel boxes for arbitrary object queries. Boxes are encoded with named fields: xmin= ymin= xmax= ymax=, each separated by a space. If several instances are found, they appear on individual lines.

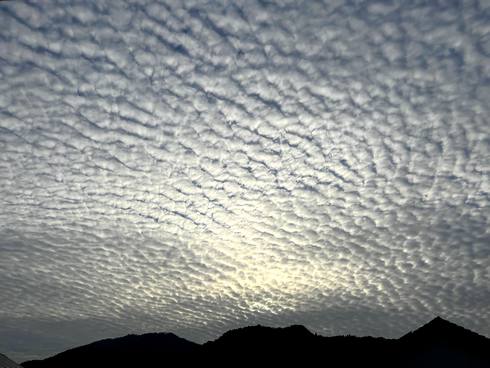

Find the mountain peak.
xmin=204 ymin=324 xmax=315 ymax=352
xmin=430 ymin=315 xmax=450 ymax=324
xmin=401 ymin=316 xmax=486 ymax=343
xmin=422 ymin=316 xmax=466 ymax=330
xmin=215 ymin=324 xmax=312 ymax=340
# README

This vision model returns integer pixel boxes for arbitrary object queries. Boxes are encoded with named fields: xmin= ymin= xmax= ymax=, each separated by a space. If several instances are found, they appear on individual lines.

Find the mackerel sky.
xmin=0 ymin=0 xmax=489 ymax=363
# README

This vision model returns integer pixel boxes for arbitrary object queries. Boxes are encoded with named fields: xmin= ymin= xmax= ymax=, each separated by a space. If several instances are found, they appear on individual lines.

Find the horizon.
xmin=1 ymin=0 xmax=489 ymax=363
xmin=19 ymin=316 xmax=490 ymax=364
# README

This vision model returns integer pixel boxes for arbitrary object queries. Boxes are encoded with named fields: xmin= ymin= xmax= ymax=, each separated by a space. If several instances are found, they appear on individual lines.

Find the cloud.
xmin=0 ymin=0 xmax=489 ymax=362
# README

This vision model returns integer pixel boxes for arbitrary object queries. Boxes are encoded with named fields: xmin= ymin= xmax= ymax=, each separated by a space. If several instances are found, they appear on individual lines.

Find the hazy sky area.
xmin=0 ymin=0 xmax=489 ymax=363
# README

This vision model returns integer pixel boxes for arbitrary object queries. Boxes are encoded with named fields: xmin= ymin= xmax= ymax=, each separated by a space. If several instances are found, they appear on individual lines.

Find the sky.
xmin=0 ymin=0 xmax=489 ymax=363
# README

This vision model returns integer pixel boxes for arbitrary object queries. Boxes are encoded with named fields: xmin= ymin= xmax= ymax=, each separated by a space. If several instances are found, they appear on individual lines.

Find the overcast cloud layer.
xmin=0 ymin=0 xmax=489 ymax=362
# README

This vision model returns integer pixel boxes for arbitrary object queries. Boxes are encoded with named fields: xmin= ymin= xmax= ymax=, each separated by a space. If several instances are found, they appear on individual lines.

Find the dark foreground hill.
xmin=21 ymin=317 xmax=489 ymax=368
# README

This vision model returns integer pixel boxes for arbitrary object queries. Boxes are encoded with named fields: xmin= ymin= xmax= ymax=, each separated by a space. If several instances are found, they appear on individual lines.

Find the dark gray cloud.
xmin=0 ymin=0 xmax=489 ymax=363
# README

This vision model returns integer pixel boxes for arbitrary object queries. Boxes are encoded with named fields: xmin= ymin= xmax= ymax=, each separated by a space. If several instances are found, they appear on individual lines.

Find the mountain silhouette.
xmin=401 ymin=316 xmax=487 ymax=342
xmin=202 ymin=324 xmax=397 ymax=366
xmin=397 ymin=316 xmax=490 ymax=367
xmin=21 ymin=333 xmax=198 ymax=368
xmin=20 ymin=317 xmax=489 ymax=368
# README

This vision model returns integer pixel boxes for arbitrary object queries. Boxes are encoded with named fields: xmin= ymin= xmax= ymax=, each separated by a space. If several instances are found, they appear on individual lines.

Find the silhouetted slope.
xmin=401 ymin=316 xmax=487 ymax=342
xmin=204 ymin=324 xmax=315 ymax=351
xmin=202 ymin=325 xmax=320 ymax=365
xmin=20 ymin=317 xmax=490 ymax=368
xmin=21 ymin=333 xmax=199 ymax=368
xmin=0 ymin=353 xmax=21 ymax=368
xmin=203 ymin=324 xmax=397 ymax=366
xmin=397 ymin=316 xmax=490 ymax=367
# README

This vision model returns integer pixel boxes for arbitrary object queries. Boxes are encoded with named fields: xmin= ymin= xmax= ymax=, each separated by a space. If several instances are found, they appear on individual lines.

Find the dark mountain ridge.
xmin=397 ymin=316 xmax=490 ymax=367
xmin=20 ymin=317 xmax=490 ymax=368
xmin=22 ymin=332 xmax=198 ymax=368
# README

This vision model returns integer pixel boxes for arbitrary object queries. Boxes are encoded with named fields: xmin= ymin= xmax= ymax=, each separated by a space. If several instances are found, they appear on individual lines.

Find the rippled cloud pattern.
xmin=0 ymin=0 xmax=489 ymax=362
